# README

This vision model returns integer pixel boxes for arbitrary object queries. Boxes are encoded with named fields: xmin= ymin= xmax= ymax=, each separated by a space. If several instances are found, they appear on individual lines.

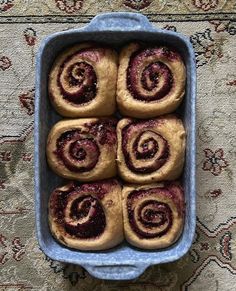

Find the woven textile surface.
xmin=0 ymin=1 xmax=236 ymax=290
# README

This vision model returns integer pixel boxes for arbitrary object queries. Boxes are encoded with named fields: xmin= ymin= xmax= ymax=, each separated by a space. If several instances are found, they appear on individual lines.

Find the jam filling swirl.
xmin=127 ymin=189 xmax=174 ymax=239
xmin=57 ymin=48 xmax=100 ymax=105
xmin=127 ymin=47 xmax=177 ymax=102
xmin=55 ymin=119 xmax=117 ymax=173
xmin=122 ymin=121 xmax=169 ymax=174
xmin=51 ymin=188 xmax=106 ymax=239
xmin=56 ymin=129 xmax=100 ymax=172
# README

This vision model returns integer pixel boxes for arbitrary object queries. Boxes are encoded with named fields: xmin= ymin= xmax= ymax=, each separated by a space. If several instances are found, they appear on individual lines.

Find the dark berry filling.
xmin=56 ymin=129 xmax=100 ymax=172
xmin=161 ymin=47 xmax=179 ymax=61
xmin=133 ymin=136 xmax=158 ymax=160
xmin=85 ymin=118 xmax=117 ymax=146
xmin=69 ymin=141 xmax=87 ymax=161
xmin=127 ymin=189 xmax=173 ymax=239
xmin=57 ymin=48 xmax=99 ymax=105
xmin=50 ymin=182 xmax=113 ymax=239
xmin=65 ymin=195 xmax=106 ymax=238
xmin=55 ymin=119 xmax=117 ymax=173
xmin=127 ymin=48 xmax=175 ymax=102
xmin=122 ymin=122 xmax=169 ymax=174
xmin=139 ymin=201 xmax=171 ymax=229
xmin=70 ymin=197 xmax=91 ymax=220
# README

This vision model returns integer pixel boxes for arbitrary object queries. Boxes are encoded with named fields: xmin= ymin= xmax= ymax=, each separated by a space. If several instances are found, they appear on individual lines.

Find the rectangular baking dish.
xmin=34 ymin=12 xmax=196 ymax=281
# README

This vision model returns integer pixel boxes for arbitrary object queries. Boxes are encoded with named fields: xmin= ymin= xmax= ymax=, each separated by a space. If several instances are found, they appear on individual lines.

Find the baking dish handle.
xmin=83 ymin=263 xmax=149 ymax=280
xmin=84 ymin=12 xmax=154 ymax=31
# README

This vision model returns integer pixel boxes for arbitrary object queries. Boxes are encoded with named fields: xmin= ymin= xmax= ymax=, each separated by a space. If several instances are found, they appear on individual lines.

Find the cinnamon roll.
xmin=117 ymin=115 xmax=185 ymax=183
xmin=49 ymin=43 xmax=118 ymax=117
xmin=49 ymin=179 xmax=123 ymax=250
xmin=122 ymin=182 xmax=185 ymax=249
xmin=46 ymin=118 xmax=117 ymax=181
xmin=117 ymin=43 xmax=186 ymax=118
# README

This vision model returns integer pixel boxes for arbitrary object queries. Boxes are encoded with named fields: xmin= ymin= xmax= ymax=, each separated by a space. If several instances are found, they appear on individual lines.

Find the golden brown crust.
xmin=49 ymin=43 xmax=118 ymax=117
xmin=46 ymin=118 xmax=117 ymax=181
xmin=48 ymin=180 xmax=124 ymax=250
xmin=117 ymin=43 xmax=186 ymax=118
xmin=117 ymin=115 xmax=186 ymax=183
xmin=122 ymin=182 xmax=185 ymax=249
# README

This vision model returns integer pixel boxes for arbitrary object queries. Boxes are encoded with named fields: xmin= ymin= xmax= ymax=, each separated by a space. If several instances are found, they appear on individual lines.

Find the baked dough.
xmin=49 ymin=179 xmax=124 ymax=250
xmin=117 ymin=115 xmax=186 ymax=183
xmin=46 ymin=118 xmax=117 ymax=181
xmin=122 ymin=182 xmax=185 ymax=249
xmin=117 ymin=43 xmax=186 ymax=118
xmin=49 ymin=43 xmax=118 ymax=117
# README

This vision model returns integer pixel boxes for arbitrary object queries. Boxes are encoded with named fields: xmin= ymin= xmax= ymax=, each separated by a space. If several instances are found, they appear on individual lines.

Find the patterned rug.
xmin=0 ymin=1 xmax=236 ymax=290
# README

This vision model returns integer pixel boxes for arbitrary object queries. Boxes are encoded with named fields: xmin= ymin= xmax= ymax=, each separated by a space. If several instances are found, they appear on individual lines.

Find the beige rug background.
xmin=0 ymin=1 xmax=236 ymax=290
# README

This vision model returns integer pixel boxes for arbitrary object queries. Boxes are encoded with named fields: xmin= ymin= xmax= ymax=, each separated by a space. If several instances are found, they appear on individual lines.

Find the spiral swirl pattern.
xmin=49 ymin=43 xmax=118 ymax=117
xmin=123 ymin=183 xmax=184 ymax=249
xmin=49 ymin=180 xmax=124 ymax=250
xmin=117 ymin=43 xmax=186 ymax=118
xmin=117 ymin=116 xmax=185 ymax=183
xmin=57 ymin=50 xmax=98 ymax=105
xmin=122 ymin=121 xmax=169 ymax=174
xmin=127 ymin=48 xmax=175 ymax=102
xmin=56 ymin=129 xmax=100 ymax=173
xmin=127 ymin=190 xmax=173 ymax=239
xmin=52 ymin=190 xmax=106 ymax=239
xmin=47 ymin=118 xmax=117 ymax=181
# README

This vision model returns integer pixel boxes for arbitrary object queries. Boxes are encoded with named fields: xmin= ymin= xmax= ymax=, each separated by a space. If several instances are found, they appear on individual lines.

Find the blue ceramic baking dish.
xmin=34 ymin=12 xmax=196 ymax=280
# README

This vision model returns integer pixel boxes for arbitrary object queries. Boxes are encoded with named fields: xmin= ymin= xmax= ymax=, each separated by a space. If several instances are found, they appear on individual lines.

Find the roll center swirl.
xmin=127 ymin=190 xmax=173 ymax=239
xmin=69 ymin=141 xmax=87 ymax=161
xmin=122 ymin=124 xmax=169 ymax=174
xmin=58 ymin=49 xmax=98 ymax=105
xmin=139 ymin=201 xmax=170 ymax=227
xmin=56 ymin=130 xmax=100 ymax=172
xmin=64 ymin=194 xmax=106 ymax=238
xmin=127 ymin=48 xmax=174 ymax=102
xmin=70 ymin=195 xmax=97 ymax=221
xmin=134 ymin=135 xmax=158 ymax=160
xmin=67 ymin=62 xmax=94 ymax=87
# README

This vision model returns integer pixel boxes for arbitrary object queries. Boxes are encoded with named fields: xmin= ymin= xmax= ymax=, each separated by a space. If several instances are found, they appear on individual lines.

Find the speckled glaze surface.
xmin=34 ymin=12 xmax=196 ymax=281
